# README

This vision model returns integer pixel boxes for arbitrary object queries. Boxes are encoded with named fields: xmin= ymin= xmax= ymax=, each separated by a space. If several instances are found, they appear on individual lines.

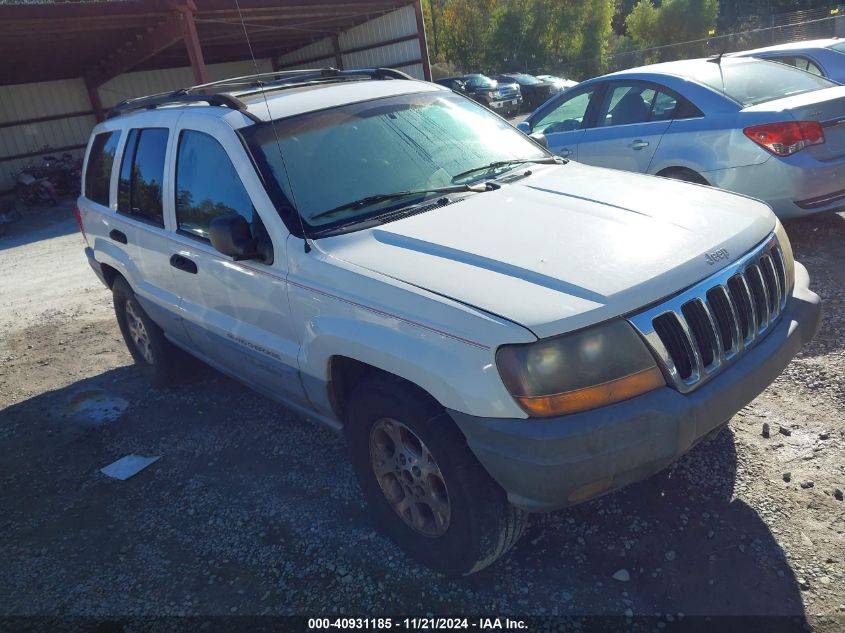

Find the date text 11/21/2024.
xmin=307 ymin=618 xmax=528 ymax=630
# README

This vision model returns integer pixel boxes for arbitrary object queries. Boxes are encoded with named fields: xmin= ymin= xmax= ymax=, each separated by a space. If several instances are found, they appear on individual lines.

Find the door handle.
xmin=109 ymin=228 xmax=127 ymax=244
xmin=628 ymin=139 xmax=649 ymax=150
xmin=170 ymin=254 xmax=198 ymax=274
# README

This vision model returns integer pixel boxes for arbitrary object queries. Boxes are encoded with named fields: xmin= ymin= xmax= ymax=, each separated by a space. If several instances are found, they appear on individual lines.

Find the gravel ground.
xmin=0 ymin=201 xmax=843 ymax=629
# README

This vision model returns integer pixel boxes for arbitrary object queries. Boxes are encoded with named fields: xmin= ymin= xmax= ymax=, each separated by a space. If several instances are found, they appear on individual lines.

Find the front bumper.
xmin=488 ymin=97 xmax=522 ymax=113
xmin=449 ymin=263 xmax=821 ymax=512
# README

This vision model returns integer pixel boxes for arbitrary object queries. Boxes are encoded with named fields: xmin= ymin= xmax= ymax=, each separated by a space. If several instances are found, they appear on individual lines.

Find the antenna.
xmin=233 ymin=0 xmax=313 ymax=253
xmin=707 ymin=45 xmax=728 ymax=94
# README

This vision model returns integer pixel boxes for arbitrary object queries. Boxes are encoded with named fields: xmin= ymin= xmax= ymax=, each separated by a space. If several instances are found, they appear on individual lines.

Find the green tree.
xmin=626 ymin=0 xmax=718 ymax=61
xmin=440 ymin=0 xmax=498 ymax=71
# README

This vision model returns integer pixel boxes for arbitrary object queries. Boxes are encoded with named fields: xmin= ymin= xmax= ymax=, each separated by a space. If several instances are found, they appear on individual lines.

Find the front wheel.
xmin=345 ymin=375 xmax=526 ymax=576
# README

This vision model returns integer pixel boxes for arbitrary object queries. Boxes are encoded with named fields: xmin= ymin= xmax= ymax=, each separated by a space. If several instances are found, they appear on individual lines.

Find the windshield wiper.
xmin=451 ymin=157 xmax=563 ymax=182
xmin=311 ymin=183 xmax=490 ymax=221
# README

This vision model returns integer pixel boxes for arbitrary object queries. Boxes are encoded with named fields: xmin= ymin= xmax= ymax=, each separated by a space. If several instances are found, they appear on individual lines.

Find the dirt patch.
xmin=0 ymin=204 xmax=843 ymax=628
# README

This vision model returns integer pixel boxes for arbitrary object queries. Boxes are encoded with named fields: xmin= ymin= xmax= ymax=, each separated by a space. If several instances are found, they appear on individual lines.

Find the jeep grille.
xmin=627 ymin=235 xmax=788 ymax=394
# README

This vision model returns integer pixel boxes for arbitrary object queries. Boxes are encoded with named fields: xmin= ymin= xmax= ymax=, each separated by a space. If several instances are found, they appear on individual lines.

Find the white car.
xmin=77 ymin=68 xmax=821 ymax=576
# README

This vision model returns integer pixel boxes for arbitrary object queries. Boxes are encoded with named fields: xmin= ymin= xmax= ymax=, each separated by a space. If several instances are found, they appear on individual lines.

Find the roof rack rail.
xmin=185 ymin=67 xmax=413 ymax=95
xmin=105 ymin=67 xmax=414 ymax=120
xmin=106 ymin=91 xmax=248 ymax=119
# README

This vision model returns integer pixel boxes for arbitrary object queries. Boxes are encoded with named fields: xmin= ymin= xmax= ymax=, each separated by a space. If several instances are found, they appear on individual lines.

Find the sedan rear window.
xmin=689 ymin=59 xmax=835 ymax=106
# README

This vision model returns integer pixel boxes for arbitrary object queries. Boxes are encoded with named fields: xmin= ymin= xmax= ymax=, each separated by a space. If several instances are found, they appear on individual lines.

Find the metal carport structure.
xmin=0 ymin=0 xmax=430 ymax=192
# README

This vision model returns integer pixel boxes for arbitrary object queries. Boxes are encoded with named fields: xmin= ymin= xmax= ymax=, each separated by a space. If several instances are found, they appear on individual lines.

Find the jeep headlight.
xmin=496 ymin=320 xmax=665 ymax=417
xmin=774 ymin=219 xmax=795 ymax=296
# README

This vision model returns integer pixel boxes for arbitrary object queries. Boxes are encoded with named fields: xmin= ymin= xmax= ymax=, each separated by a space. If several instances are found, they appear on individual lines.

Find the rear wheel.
xmin=112 ymin=276 xmax=175 ymax=387
xmin=345 ymin=375 xmax=526 ymax=576
xmin=15 ymin=183 xmax=35 ymax=206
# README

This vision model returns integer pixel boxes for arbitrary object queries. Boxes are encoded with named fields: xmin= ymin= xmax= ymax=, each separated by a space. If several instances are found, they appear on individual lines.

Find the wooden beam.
xmin=85 ymin=12 xmax=185 ymax=87
xmin=413 ymin=0 xmax=431 ymax=81
xmin=332 ymin=34 xmax=343 ymax=69
xmin=85 ymin=77 xmax=105 ymax=122
xmin=177 ymin=6 xmax=208 ymax=84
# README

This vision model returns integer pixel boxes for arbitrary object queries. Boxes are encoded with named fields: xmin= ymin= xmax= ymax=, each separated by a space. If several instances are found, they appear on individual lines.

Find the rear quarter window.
xmin=84 ymin=131 xmax=121 ymax=206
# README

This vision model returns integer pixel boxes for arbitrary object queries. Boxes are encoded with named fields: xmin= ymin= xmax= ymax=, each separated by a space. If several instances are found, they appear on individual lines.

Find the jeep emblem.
xmin=704 ymin=248 xmax=730 ymax=265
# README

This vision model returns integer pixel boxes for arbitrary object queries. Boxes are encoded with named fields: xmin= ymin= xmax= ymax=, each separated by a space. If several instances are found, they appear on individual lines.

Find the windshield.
xmin=464 ymin=74 xmax=497 ymax=88
xmin=687 ymin=59 xmax=834 ymax=106
xmin=244 ymin=91 xmax=547 ymax=232
xmin=509 ymin=74 xmax=543 ymax=85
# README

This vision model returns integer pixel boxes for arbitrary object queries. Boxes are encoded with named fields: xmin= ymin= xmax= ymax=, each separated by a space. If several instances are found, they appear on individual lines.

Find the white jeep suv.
xmin=77 ymin=68 xmax=821 ymax=576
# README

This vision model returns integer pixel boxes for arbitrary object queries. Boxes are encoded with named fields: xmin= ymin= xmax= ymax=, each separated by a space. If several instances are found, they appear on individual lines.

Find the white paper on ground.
xmin=100 ymin=455 xmax=160 ymax=480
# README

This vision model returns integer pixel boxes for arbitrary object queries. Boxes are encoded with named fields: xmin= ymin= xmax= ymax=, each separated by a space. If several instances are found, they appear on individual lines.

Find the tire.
xmin=660 ymin=167 xmax=709 ymax=186
xmin=34 ymin=182 xmax=57 ymax=205
xmin=112 ymin=276 xmax=174 ymax=387
xmin=345 ymin=375 xmax=526 ymax=576
xmin=15 ymin=183 xmax=35 ymax=206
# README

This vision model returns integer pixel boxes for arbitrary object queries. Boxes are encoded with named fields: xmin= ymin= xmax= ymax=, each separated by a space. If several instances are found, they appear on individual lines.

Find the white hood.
xmin=319 ymin=162 xmax=776 ymax=339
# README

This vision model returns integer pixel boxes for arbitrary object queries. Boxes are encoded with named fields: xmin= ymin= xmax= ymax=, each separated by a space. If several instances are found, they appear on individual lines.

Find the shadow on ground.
xmin=0 ymin=358 xmax=809 ymax=624
xmin=0 ymin=199 xmax=76 ymax=251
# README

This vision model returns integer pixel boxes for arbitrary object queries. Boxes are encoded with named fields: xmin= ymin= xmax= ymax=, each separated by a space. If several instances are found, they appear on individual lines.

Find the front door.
xmin=526 ymin=86 xmax=599 ymax=160
xmin=165 ymin=122 xmax=305 ymax=405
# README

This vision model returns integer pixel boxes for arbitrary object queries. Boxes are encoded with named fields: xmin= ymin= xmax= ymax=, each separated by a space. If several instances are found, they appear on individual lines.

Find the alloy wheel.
xmin=369 ymin=418 xmax=451 ymax=537
xmin=124 ymin=299 xmax=154 ymax=364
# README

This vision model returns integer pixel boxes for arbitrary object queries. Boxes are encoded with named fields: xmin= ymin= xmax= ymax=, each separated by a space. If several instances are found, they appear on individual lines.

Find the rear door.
xmin=577 ymin=81 xmax=674 ymax=173
xmin=164 ymin=117 xmax=305 ymax=405
xmin=527 ymin=85 xmax=600 ymax=159
xmin=113 ymin=125 xmax=186 ymax=338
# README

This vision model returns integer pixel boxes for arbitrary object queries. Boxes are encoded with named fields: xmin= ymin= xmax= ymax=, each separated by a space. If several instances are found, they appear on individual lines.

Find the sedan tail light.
xmin=743 ymin=121 xmax=825 ymax=157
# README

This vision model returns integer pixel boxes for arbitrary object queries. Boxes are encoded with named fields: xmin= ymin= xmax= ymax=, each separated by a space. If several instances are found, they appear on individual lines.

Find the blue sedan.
xmin=731 ymin=38 xmax=845 ymax=84
xmin=517 ymin=56 xmax=845 ymax=218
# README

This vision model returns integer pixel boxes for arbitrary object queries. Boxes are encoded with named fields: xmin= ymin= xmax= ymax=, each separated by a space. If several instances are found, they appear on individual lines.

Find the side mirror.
xmin=209 ymin=214 xmax=258 ymax=261
xmin=516 ymin=121 xmax=531 ymax=134
xmin=529 ymin=132 xmax=549 ymax=149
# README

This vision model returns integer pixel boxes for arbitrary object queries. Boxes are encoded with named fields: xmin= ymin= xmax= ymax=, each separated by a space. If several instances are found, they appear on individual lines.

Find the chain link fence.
xmin=553 ymin=5 xmax=845 ymax=81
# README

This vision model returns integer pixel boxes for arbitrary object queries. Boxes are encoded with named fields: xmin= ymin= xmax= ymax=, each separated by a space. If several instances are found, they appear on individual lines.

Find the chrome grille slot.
xmin=705 ymin=286 xmax=737 ymax=354
xmin=681 ymin=300 xmax=717 ymax=368
xmin=653 ymin=313 xmax=694 ymax=380
xmin=627 ymin=235 xmax=789 ymax=394
xmin=727 ymin=274 xmax=754 ymax=342
xmin=746 ymin=264 xmax=770 ymax=331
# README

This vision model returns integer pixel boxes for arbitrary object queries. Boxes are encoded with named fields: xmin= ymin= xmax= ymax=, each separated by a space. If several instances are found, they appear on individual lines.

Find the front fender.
xmin=297 ymin=314 xmax=528 ymax=423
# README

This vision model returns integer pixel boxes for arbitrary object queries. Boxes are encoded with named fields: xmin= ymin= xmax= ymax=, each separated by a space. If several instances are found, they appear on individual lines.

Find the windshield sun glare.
xmin=243 ymin=91 xmax=547 ymax=232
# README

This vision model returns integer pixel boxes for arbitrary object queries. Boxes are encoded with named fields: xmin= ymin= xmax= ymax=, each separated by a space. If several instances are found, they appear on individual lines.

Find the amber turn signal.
xmin=514 ymin=366 xmax=665 ymax=417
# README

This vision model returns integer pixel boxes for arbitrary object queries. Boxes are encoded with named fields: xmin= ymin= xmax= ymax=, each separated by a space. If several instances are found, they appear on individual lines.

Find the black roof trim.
xmin=106 ymin=67 xmax=414 ymax=120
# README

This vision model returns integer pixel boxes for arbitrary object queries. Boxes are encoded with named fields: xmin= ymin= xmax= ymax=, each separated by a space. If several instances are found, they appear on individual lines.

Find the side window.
xmin=795 ymin=56 xmax=823 ymax=76
xmin=533 ymin=89 xmax=596 ymax=134
xmin=118 ymin=128 xmax=168 ymax=227
xmin=175 ymin=130 xmax=256 ymax=241
xmin=675 ymin=97 xmax=705 ymax=120
xmin=650 ymin=90 xmax=679 ymax=121
xmin=84 ymin=131 xmax=121 ymax=206
xmin=599 ymin=84 xmax=656 ymax=127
